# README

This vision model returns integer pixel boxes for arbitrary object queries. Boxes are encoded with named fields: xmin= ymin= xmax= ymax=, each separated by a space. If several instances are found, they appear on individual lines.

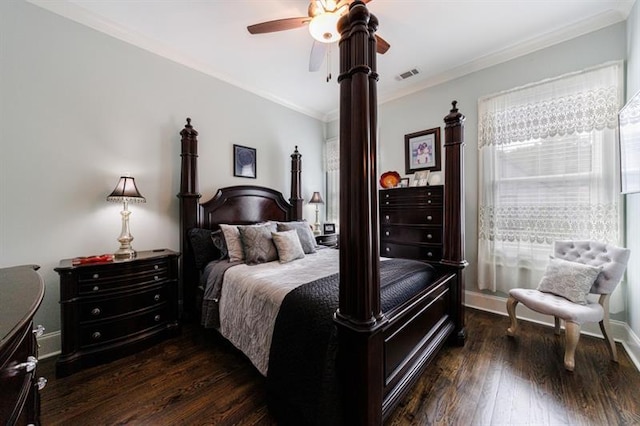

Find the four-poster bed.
xmin=177 ymin=2 xmax=466 ymax=424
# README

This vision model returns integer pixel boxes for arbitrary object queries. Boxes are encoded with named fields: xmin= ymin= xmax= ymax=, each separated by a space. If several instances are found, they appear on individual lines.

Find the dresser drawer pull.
xmin=33 ymin=324 xmax=45 ymax=337
xmin=91 ymin=331 xmax=101 ymax=340
xmin=154 ymin=265 xmax=159 ymax=270
xmin=37 ymin=377 xmax=48 ymax=390
xmin=385 ymin=201 xmax=389 ymax=205
xmin=154 ymin=315 xmax=161 ymax=322
xmin=12 ymin=356 xmax=38 ymax=373
xmin=385 ymin=193 xmax=389 ymax=198
xmin=385 ymin=231 xmax=390 ymax=236
xmin=385 ymin=247 xmax=390 ymax=253
xmin=93 ymin=285 xmax=100 ymax=292
xmin=427 ymin=252 xmax=433 ymax=257
xmin=91 ymin=308 xmax=101 ymax=316
xmin=426 ymin=234 xmax=433 ymax=240
xmin=385 ymin=215 xmax=390 ymax=220
xmin=154 ymin=276 xmax=160 ymax=281
xmin=154 ymin=294 xmax=161 ymax=302
xmin=92 ymin=273 xmax=99 ymax=279
xmin=428 ymin=200 xmax=432 ymax=204
xmin=427 ymin=215 xmax=433 ymax=221
xmin=428 ymin=192 xmax=432 ymax=196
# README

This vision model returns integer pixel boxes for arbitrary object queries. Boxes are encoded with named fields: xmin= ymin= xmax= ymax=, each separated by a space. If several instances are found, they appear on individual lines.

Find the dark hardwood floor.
xmin=39 ymin=309 xmax=640 ymax=425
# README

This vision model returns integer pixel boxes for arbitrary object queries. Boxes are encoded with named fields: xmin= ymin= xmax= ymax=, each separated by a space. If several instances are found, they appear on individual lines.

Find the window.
xmin=477 ymin=62 xmax=623 ymax=297
xmin=324 ymin=137 xmax=340 ymax=227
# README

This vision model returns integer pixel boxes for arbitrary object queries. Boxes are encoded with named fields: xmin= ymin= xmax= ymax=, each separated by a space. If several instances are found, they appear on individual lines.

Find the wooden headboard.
xmin=176 ymin=122 xmax=303 ymax=316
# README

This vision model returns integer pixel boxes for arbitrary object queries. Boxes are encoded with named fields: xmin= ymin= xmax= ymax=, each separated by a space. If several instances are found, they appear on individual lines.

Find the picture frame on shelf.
xmin=323 ymin=223 xmax=336 ymax=234
xmin=414 ymin=170 xmax=430 ymax=186
xmin=404 ymin=127 xmax=441 ymax=174
xmin=233 ymin=144 xmax=257 ymax=179
xmin=398 ymin=178 xmax=409 ymax=188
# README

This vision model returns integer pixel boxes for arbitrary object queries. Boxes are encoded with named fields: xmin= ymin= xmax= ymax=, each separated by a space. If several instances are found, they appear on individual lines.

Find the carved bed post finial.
xmin=442 ymin=101 xmax=467 ymax=344
xmin=178 ymin=117 xmax=202 ymax=319
xmin=290 ymin=146 xmax=303 ymax=220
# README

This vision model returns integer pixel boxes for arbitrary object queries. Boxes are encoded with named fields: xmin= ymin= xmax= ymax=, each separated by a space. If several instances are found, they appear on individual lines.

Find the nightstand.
xmin=54 ymin=249 xmax=180 ymax=377
xmin=316 ymin=234 xmax=338 ymax=247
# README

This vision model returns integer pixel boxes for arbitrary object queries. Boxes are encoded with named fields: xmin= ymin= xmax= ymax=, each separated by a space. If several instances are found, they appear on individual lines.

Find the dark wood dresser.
xmin=0 ymin=265 xmax=46 ymax=426
xmin=54 ymin=249 xmax=180 ymax=377
xmin=379 ymin=185 xmax=444 ymax=262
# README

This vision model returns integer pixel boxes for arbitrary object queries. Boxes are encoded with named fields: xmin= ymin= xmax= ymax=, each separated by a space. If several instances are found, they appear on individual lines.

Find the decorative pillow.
xmin=219 ymin=224 xmax=244 ymax=262
xmin=272 ymin=230 xmax=305 ymax=264
xmin=238 ymin=224 xmax=279 ymax=265
xmin=187 ymin=228 xmax=221 ymax=269
xmin=210 ymin=229 xmax=228 ymax=259
xmin=537 ymin=256 xmax=602 ymax=304
xmin=277 ymin=221 xmax=317 ymax=254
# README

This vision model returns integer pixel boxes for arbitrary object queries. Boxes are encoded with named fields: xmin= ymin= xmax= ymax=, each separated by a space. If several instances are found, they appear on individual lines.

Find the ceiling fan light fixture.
xmin=309 ymin=12 xmax=340 ymax=43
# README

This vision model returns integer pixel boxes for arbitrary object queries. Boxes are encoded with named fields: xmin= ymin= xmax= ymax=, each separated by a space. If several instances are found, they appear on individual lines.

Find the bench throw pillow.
xmin=537 ymin=256 xmax=602 ymax=305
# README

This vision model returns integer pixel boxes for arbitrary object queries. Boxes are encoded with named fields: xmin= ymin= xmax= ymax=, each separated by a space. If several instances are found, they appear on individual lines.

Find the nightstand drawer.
xmin=381 ymin=242 xmax=442 ymax=261
xmin=78 ymin=284 xmax=171 ymax=323
xmin=79 ymin=306 xmax=169 ymax=348
xmin=78 ymin=264 xmax=169 ymax=295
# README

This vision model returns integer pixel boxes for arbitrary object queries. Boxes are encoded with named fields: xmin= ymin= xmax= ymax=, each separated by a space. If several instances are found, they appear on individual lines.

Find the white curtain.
xmin=325 ymin=137 xmax=340 ymax=227
xmin=477 ymin=61 xmax=623 ymax=308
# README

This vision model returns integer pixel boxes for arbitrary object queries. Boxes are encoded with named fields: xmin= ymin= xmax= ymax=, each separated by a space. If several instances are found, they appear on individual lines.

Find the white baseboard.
xmin=37 ymin=331 xmax=61 ymax=360
xmin=465 ymin=290 xmax=640 ymax=372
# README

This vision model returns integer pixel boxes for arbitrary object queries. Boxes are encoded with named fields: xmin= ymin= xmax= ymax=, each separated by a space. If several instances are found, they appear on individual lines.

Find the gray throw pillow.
xmin=277 ymin=221 xmax=317 ymax=254
xmin=220 ymin=224 xmax=244 ymax=262
xmin=537 ymin=256 xmax=602 ymax=304
xmin=238 ymin=224 xmax=279 ymax=265
xmin=272 ymin=230 xmax=305 ymax=263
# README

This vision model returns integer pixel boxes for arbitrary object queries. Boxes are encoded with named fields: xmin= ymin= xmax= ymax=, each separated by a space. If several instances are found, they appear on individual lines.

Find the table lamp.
xmin=309 ymin=191 xmax=324 ymax=235
xmin=107 ymin=176 xmax=146 ymax=259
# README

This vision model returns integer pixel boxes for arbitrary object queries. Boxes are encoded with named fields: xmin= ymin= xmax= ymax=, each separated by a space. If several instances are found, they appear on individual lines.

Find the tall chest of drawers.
xmin=379 ymin=186 xmax=444 ymax=263
xmin=54 ymin=249 xmax=180 ymax=377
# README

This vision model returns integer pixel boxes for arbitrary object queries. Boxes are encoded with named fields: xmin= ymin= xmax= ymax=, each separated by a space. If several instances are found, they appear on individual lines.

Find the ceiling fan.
xmin=247 ymin=0 xmax=390 ymax=73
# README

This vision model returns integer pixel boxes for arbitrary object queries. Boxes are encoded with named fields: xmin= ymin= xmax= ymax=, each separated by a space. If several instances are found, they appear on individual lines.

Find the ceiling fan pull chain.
xmin=326 ymin=44 xmax=332 ymax=82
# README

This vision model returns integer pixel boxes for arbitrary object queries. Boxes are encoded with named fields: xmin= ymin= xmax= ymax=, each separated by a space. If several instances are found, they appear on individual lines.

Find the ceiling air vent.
xmin=396 ymin=68 xmax=419 ymax=81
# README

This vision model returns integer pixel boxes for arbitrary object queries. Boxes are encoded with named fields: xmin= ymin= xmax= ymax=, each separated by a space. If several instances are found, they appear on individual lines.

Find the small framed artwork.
xmin=233 ymin=144 xmax=257 ymax=179
xmin=404 ymin=127 xmax=441 ymax=174
xmin=398 ymin=178 xmax=409 ymax=188
xmin=414 ymin=170 xmax=430 ymax=186
xmin=323 ymin=223 xmax=336 ymax=234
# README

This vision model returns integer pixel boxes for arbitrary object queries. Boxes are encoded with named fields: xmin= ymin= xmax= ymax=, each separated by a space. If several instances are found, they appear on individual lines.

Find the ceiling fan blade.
xmin=309 ymin=40 xmax=327 ymax=72
xmin=247 ymin=17 xmax=311 ymax=34
xmin=376 ymin=34 xmax=390 ymax=54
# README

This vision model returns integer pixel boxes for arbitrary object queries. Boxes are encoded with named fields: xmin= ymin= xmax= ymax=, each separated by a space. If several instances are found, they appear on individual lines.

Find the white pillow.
xmin=219 ymin=224 xmax=244 ymax=262
xmin=272 ymin=230 xmax=305 ymax=263
xmin=537 ymin=256 xmax=602 ymax=304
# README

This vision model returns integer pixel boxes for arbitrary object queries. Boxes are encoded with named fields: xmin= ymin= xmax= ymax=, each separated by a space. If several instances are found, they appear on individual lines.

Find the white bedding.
xmin=219 ymin=247 xmax=339 ymax=376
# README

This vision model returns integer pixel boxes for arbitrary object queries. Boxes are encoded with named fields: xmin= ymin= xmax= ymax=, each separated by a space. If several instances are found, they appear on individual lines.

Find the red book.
xmin=71 ymin=254 xmax=114 ymax=266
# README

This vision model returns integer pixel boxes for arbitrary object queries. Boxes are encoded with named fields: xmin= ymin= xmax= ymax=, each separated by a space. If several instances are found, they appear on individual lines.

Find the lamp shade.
xmin=309 ymin=191 xmax=324 ymax=204
xmin=308 ymin=12 xmax=340 ymax=43
xmin=107 ymin=176 xmax=146 ymax=203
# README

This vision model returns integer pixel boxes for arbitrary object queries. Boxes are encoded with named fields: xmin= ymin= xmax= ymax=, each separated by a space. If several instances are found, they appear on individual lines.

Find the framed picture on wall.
xmin=233 ymin=144 xmax=257 ymax=179
xmin=404 ymin=127 xmax=441 ymax=174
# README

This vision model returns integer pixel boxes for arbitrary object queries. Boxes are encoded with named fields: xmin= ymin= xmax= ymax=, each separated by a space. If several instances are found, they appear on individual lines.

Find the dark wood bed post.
xmin=289 ymin=146 xmax=303 ymax=220
xmin=177 ymin=118 xmax=201 ymax=319
xmin=335 ymin=2 xmax=385 ymax=424
xmin=441 ymin=101 xmax=467 ymax=344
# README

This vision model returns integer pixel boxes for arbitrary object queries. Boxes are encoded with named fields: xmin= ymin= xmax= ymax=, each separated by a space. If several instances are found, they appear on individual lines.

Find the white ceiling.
xmin=29 ymin=0 xmax=635 ymax=122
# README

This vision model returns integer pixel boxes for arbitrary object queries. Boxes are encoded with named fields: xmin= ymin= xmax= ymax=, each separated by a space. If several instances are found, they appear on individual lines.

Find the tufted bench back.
xmin=554 ymin=240 xmax=631 ymax=295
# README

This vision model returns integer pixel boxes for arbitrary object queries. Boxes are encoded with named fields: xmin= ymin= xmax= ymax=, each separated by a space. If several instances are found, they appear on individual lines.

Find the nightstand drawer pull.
xmin=92 ymin=273 xmax=99 ymax=279
xmin=427 ymin=215 xmax=433 ymax=221
xmin=154 ymin=315 xmax=161 ymax=322
xmin=91 ymin=308 xmax=101 ymax=316
xmin=427 ymin=233 xmax=433 ymax=240
xmin=93 ymin=286 xmax=100 ymax=292
xmin=385 ymin=231 xmax=390 ymax=236
xmin=154 ymin=276 xmax=159 ymax=281
xmin=154 ymin=265 xmax=159 ymax=270
xmin=427 ymin=252 xmax=433 ymax=257
xmin=428 ymin=200 xmax=432 ymax=204
xmin=91 ymin=332 xmax=101 ymax=340
xmin=385 ymin=215 xmax=390 ymax=220
xmin=33 ymin=324 xmax=45 ymax=337
xmin=12 ymin=356 xmax=38 ymax=373
xmin=385 ymin=247 xmax=390 ymax=252
xmin=37 ymin=377 xmax=47 ymax=390
xmin=154 ymin=294 xmax=161 ymax=302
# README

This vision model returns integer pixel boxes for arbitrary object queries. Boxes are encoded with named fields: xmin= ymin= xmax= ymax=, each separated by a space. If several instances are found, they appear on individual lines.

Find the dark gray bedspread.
xmin=266 ymin=258 xmax=437 ymax=425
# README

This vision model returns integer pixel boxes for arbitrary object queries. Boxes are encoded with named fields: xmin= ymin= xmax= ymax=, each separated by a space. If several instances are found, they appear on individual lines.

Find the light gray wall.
xmin=625 ymin=0 xmax=640 ymax=341
xmin=0 ymin=1 xmax=325 ymax=336
xmin=329 ymin=22 xmax=627 ymax=311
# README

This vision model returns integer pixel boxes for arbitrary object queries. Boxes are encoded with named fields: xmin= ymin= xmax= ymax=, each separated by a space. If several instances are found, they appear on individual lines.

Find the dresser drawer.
xmin=79 ymin=306 xmax=169 ymax=348
xmin=381 ymin=242 xmax=442 ymax=261
xmin=380 ymin=208 xmax=442 ymax=226
xmin=381 ymin=225 xmax=442 ymax=244
xmin=78 ymin=284 xmax=171 ymax=323
xmin=380 ymin=186 xmax=443 ymax=206
xmin=0 ymin=324 xmax=35 ymax=425
xmin=78 ymin=261 xmax=169 ymax=295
